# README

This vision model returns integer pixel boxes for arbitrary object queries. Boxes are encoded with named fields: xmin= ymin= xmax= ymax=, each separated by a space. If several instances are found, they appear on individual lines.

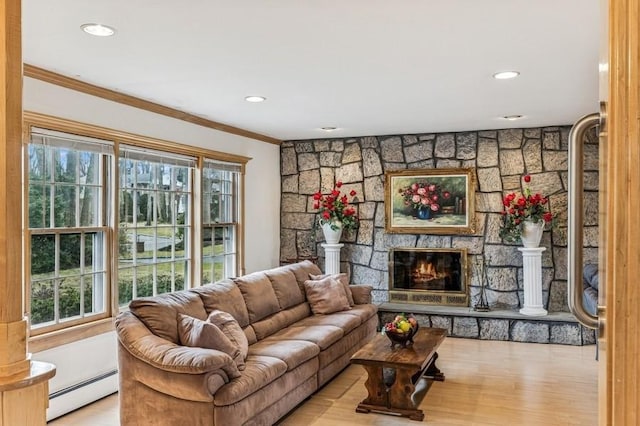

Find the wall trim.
xmin=23 ymin=64 xmax=282 ymax=146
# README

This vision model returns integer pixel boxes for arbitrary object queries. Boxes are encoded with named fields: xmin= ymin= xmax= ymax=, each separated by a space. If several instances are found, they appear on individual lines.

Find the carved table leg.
xmin=357 ymin=364 xmax=386 ymax=411
xmin=424 ymin=352 xmax=446 ymax=382
xmin=388 ymin=367 xmax=425 ymax=420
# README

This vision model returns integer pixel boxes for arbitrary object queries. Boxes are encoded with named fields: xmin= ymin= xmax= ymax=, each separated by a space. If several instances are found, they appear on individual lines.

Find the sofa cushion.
xmin=268 ymin=325 xmax=344 ymax=350
xmin=214 ymin=355 xmax=288 ymax=406
xmin=129 ymin=291 xmax=207 ymax=343
xmin=177 ymin=314 xmax=242 ymax=377
xmin=192 ymin=279 xmax=251 ymax=328
xmin=291 ymin=312 xmax=362 ymax=334
xmin=251 ymin=303 xmax=311 ymax=341
xmin=340 ymin=303 xmax=378 ymax=321
xmin=235 ymin=272 xmax=281 ymax=323
xmin=265 ymin=268 xmax=305 ymax=309
xmin=310 ymin=272 xmax=354 ymax=306
xmin=283 ymin=260 xmax=322 ymax=291
xmin=248 ymin=339 xmax=319 ymax=371
xmin=208 ymin=310 xmax=249 ymax=370
xmin=304 ymin=277 xmax=351 ymax=315
xmin=350 ymin=284 xmax=373 ymax=305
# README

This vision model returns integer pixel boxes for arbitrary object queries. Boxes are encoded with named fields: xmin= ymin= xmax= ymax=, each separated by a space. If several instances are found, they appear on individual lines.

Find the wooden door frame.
xmin=601 ymin=0 xmax=640 ymax=424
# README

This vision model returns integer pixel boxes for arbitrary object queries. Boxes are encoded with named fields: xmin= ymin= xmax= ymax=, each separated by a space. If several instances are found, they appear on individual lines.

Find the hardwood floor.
xmin=48 ymin=337 xmax=598 ymax=425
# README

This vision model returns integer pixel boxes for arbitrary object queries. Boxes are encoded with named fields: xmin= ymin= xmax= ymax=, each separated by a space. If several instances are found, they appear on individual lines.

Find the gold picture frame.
xmin=384 ymin=168 xmax=476 ymax=234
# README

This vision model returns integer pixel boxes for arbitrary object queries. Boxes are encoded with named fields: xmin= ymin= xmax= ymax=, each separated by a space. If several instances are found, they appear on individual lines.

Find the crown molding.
xmin=23 ymin=64 xmax=281 ymax=146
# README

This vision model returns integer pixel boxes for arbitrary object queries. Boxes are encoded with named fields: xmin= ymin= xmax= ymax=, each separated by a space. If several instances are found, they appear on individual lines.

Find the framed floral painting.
xmin=384 ymin=168 xmax=476 ymax=234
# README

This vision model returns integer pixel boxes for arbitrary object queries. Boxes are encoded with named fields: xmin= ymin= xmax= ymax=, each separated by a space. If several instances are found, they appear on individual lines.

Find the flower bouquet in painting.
xmin=399 ymin=181 xmax=451 ymax=220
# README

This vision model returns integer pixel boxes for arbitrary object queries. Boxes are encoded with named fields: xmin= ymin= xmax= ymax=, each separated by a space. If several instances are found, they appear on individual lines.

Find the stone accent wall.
xmin=280 ymin=126 xmax=599 ymax=312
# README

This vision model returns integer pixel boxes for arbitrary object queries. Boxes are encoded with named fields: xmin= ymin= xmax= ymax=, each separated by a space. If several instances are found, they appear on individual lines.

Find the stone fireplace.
xmin=389 ymin=248 xmax=468 ymax=306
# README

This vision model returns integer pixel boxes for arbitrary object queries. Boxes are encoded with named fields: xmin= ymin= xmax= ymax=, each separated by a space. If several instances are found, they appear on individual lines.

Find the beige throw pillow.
xmin=309 ymin=273 xmax=354 ymax=306
xmin=207 ymin=310 xmax=249 ymax=370
xmin=177 ymin=314 xmax=242 ymax=378
xmin=304 ymin=276 xmax=351 ymax=315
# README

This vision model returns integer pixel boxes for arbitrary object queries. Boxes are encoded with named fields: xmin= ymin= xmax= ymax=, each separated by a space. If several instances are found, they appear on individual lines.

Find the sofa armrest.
xmin=118 ymin=340 xmax=229 ymax=402
xmin=116 ymin=311 xmax=239 ymax=376
xmin=350 ymin=284 xmax=373 ymax=304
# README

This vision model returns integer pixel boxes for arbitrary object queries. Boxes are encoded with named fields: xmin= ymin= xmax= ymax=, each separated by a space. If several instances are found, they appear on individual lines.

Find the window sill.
xmin=29 ymin=318 xmax=115 ymax=353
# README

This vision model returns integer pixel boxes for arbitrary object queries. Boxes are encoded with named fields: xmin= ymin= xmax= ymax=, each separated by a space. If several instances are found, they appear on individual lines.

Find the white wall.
xmin=24 ymin=77 xmax=282 ymax=418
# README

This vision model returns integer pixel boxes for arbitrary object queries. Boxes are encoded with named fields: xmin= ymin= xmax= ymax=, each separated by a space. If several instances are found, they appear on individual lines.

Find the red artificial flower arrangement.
xmin=312 ymin=181 xmax=359 ymax=231
xmin=499 ymin=174 xmax=556 ymax=243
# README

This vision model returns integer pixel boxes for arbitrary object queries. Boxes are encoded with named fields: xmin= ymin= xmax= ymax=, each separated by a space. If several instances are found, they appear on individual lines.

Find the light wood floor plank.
xmin=49 ymin=337 xmax=598 ymax=425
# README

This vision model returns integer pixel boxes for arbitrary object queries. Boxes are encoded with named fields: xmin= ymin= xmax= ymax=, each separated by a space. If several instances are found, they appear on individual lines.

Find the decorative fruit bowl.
xmin=382 ymin=314 xmax=419 ymax=348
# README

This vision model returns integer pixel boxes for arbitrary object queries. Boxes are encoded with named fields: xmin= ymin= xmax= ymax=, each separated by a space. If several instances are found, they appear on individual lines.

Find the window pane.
xmin=209 ymin=194 xmax=220 ymax=223
xmin=54 ymin=185 xmax=77 ymax=227
xmin=28 ymin=183 xmax=49 ymax=228
xmin=118 ymin=268 xmax=134 ymax=307
xmin=54 ymin=149 xmax=77 ymax=183
xmin=213 ymin=227 xmax=224 ymax=255
xmin=86 ymin=272 xmax=106 ymax=314
xmin=135 ymin=161 xmax=152 ymax=189
xmin=119 ymin=189 xmax=133 ymax=224
xmin=175 ymin=227 xmax=188 ymax=259
xmin=136 ymin=265 xmax=154 ymax=298
xmin=59 ymin=234 xmax=81 ymax=276
xmin=174 ymin=261 xmax=187 ymax=291
xmin=30 ymin=280 xmax=55 ymax=326
xmin=79 ymin=186 xmax=100 ymax=226
xmin=156 ymin=227 xmax=172 ymax=260
xmin=59 ymin=277 xmax=81 ymax=320
xmin=136 ymin=226 xmax=153 ymax=259
xmin=213 ymin=256 xmax=224 ymax=282
xmin=119 ymin=227 xmax=134 ymax=261
xmin=202 ymin=228 xmax=214 ymax=257
xmin=202 ymin=257 xmax=213 ymax=284
xmin=156 ymin=263 xmax=173 ymax=294
xmin=31 ymin=235 xmax=55 ymax=277
xmin=79 ymin=151 xmax=101 ymax=185
xmin=224 ymin=226 xmax=235 ymax=253
xmin=28 ymin=145 xmax=46 ymax=181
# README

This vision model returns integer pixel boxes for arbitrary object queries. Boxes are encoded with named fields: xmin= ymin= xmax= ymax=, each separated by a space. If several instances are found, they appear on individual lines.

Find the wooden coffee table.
xmin=350 ymin=327 xmax=446 ymax=421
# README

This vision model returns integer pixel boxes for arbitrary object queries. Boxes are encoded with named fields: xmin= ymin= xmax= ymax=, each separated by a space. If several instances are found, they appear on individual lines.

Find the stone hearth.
xmin=379 ymin=303 xmax=596 ymax=346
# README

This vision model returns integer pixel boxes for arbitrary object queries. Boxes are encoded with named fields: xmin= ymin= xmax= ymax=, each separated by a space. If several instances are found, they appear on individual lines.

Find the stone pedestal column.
xmin=0 ymin=1 xmax=56 ymax=424
xmin=518 ymin=247 xmax=548 ymax=316
xmin=321 ymin=243 xmax=343 ymax=275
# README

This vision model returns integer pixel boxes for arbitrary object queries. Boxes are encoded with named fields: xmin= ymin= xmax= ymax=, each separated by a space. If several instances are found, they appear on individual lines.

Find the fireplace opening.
xmin=389 ymin=248 xmax=468 ymax=306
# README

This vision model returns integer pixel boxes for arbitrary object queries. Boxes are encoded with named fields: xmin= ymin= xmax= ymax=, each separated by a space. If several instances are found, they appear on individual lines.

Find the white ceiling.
xmin=23 ymin=0 xmax=601 ymax=142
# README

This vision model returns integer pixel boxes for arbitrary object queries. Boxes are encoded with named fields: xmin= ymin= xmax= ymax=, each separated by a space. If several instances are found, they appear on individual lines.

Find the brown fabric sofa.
xmin=115 ymin=261 xmax=378 ymax=426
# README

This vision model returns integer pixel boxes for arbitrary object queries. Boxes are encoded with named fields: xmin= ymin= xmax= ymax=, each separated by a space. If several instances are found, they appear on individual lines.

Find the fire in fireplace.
xmin=389 ymin=248 xmax=468 ymax=306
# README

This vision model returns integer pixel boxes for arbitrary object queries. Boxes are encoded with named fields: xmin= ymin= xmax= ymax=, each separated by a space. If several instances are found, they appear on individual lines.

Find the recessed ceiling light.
xmin=502 ymin=115 xmax=524 ymax=121
xmin=493 ymin=71 xmax=520 ymax=80
xmin=245 ymin=96 xmax=266 ymax=103
xmin=80 ymin=23 xmax=116 ymax=37
xmin=320 ymin=127 xmax=338 ymax=132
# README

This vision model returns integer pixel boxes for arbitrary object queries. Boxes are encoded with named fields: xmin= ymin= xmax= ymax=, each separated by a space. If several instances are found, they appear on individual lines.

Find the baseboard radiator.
xmin=47 ymin=370 xmax=119 ymax=421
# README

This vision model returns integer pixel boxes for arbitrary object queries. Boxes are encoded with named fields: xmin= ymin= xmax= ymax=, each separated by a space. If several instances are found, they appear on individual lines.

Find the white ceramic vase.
xmin=321 ymin=221 xmax=343 ymax=244
xmin=520 ymin=220 xmax=545 ymax=247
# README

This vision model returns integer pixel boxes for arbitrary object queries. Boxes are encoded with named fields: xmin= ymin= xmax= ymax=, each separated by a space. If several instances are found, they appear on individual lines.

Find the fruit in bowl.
xmin=382 ymin=314 xmax=419 ymax=348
